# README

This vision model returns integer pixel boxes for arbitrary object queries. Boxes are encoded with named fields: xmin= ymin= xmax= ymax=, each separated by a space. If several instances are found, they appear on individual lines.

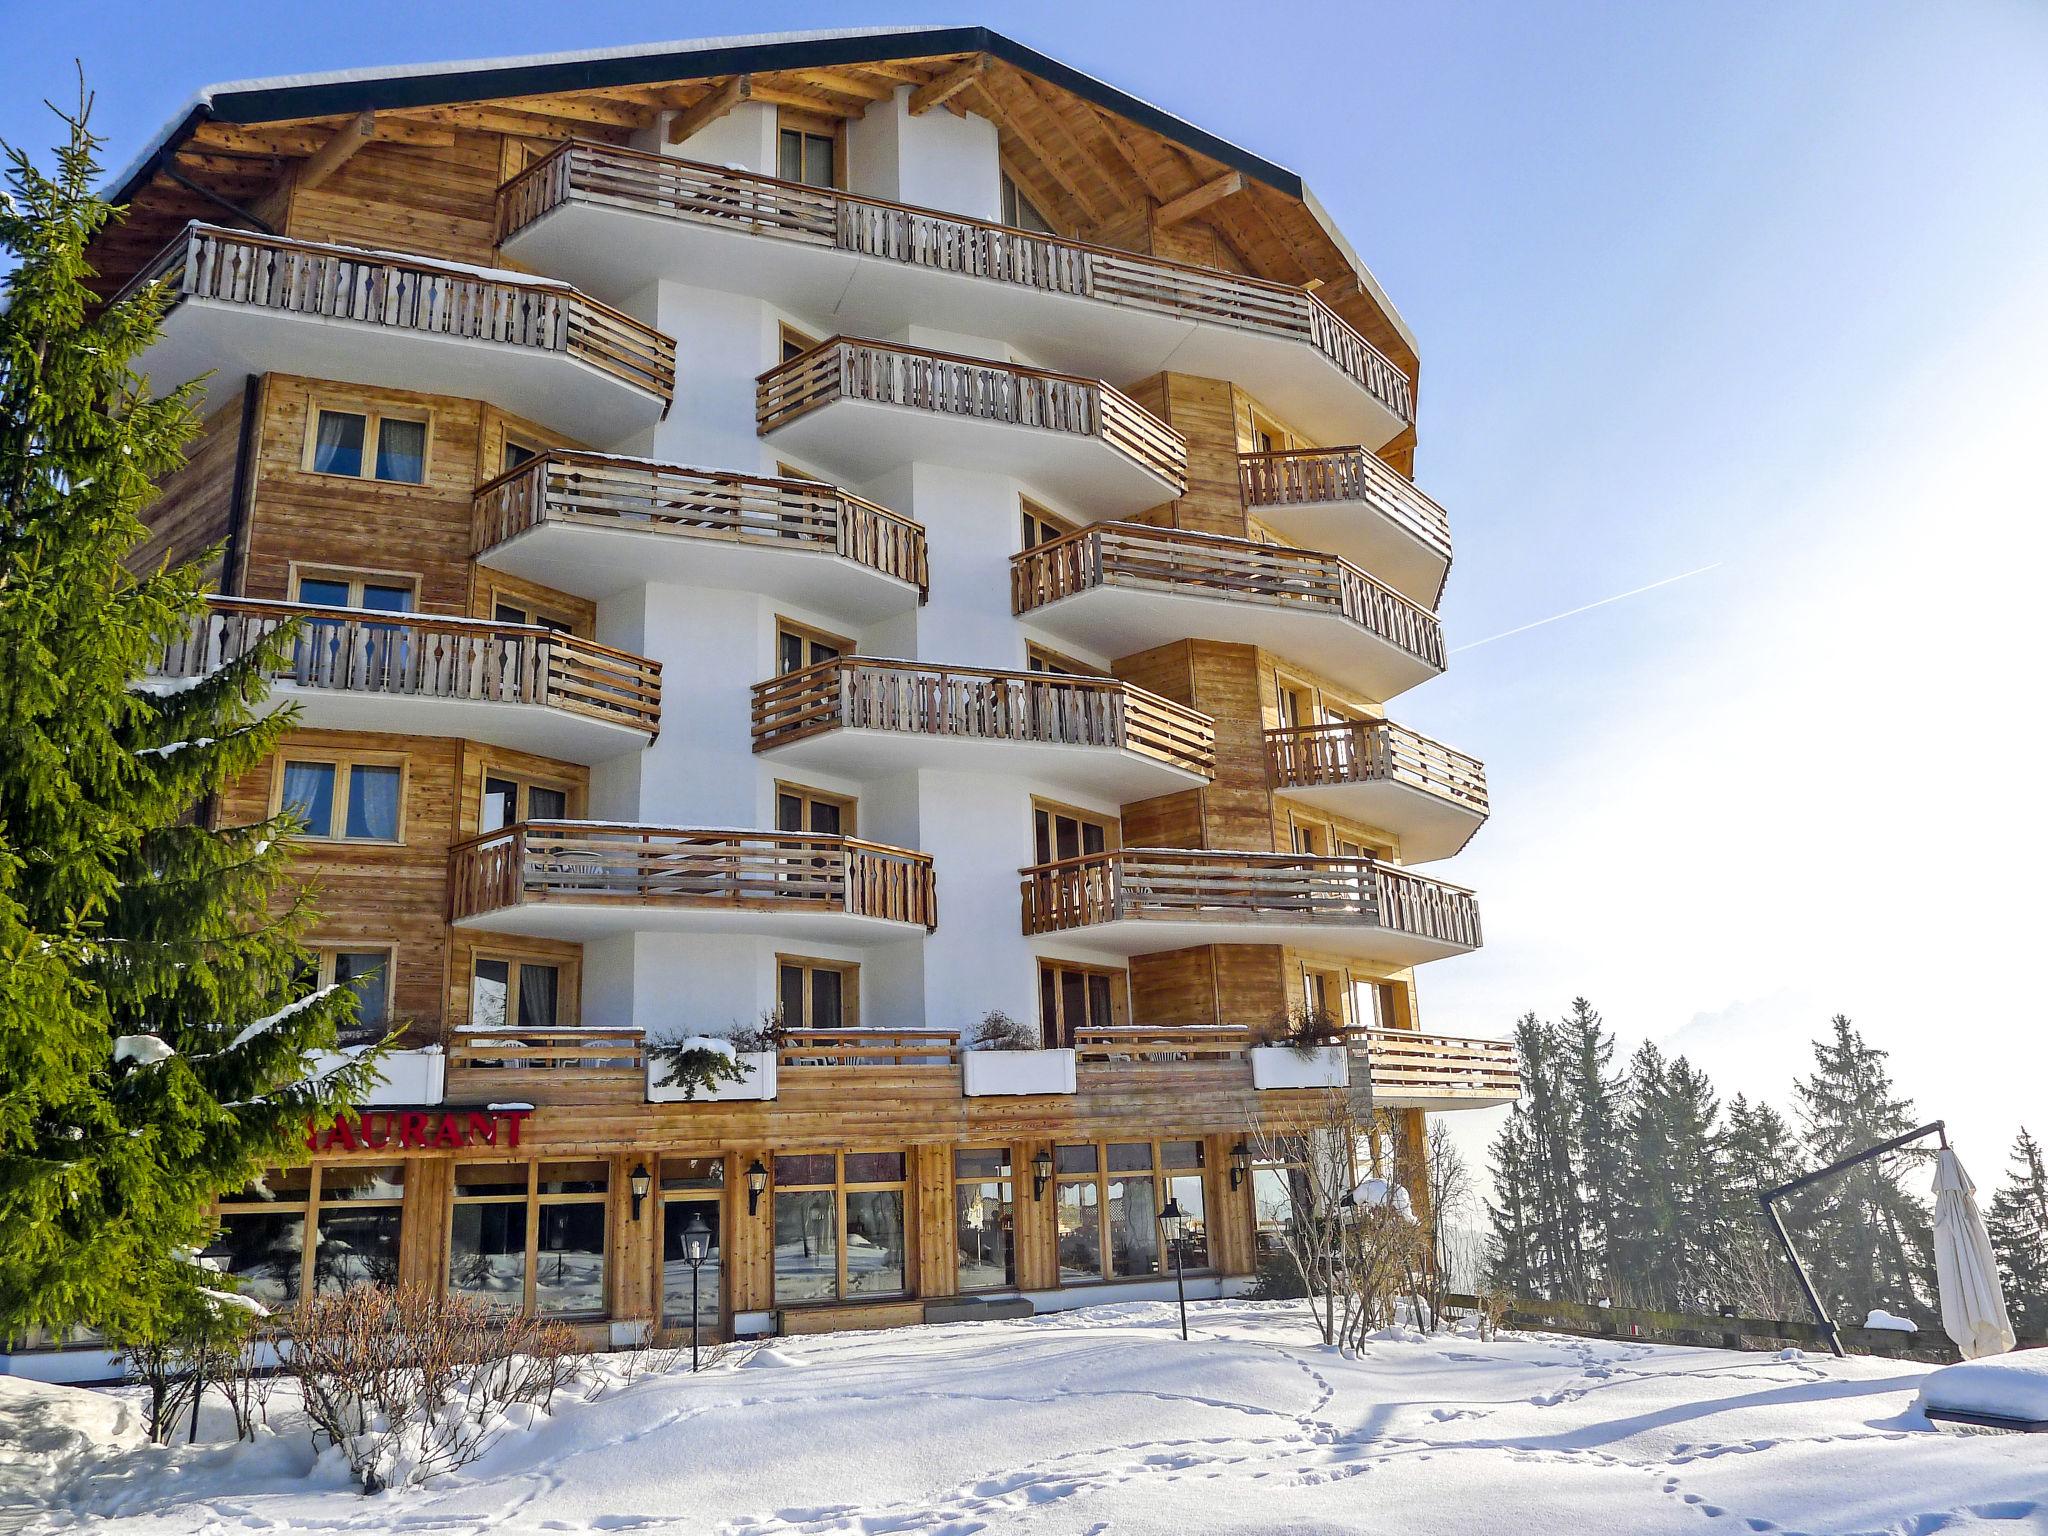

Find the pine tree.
xmin=1484 ymin=1096 xmax=1539 ymax=1294
xmin=1791 ymin=1016 xmax=1935 ymax=1327
xmin=1560 ymin=998 xmax=1625 ymax=1295
xmin=1505 ymin=1014 xmax=1586 ymax=1298
xmin=1986 ymin=1128 xmax=2048 ymax=1337
xmin=1656 ymin=1056 xmax=1724 ymax=1310
xmin=1611 ymin=1042 xmax=1674 ymax=1306
xmin=0 ymin=90 xmax=376 ymax=1341
xmin=1713 ymin=1095 xmax=1808 ymax=1316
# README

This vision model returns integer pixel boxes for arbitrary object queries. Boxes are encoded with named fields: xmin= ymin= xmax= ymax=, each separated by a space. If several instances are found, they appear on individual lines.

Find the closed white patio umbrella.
xmin=1931 ymin=1147 xmax=2014 ymax=1361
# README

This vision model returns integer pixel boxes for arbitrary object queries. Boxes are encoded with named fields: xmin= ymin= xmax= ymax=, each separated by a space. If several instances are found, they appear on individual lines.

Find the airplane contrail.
xmin=1450 ymin=562 xmax=1724 ymax=654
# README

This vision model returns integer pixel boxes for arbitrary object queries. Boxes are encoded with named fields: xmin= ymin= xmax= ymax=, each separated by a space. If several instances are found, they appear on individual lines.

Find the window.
xmin=1037 ymin=960 xmax=1124 ymax=1049
xmin=292 ymin=569 xmax=417 ymax=613
xmin=779 ymin=956 xmax=856 ymax=1032
xmin=1251 ymin=1138 xmax=1324 ymax=1259
xmin=305 ymin=406 xmax=429 ymax=485
xmin=777 ymin=114 xmax=840 ymax=189
xmin=659 ymin=1157 xmax=724 ymax=1334
xmin=779 ymin=324 xmax=822 ymax=365
xmin=1025 ymin=642 xmax=1105 ymax=679
xmin=1053 ymin=1140 xmax=1210 ymax=1285
xmin=1033 ymin=800 xmax=1114 ymax=865
xmin=1353 ymin=978 xmax=1402 ymax=1032
xmin=955 ymin=1148 xmax=1015 ymax=1291
xmin=772 ymin=1151 xmax=908 ymax=1305
xmin=1000 ymin=171 xmax=1056 ymax=235
xmin=1301 ymin=965 xmax=1346 ymax=1026
xmin=276 ymin=754 xmax=404 ymax=842
xmin=216 ymin=1164 xmax=405 ymax=1308
xmin=1020 ymin=498 xmax=1074 ymax=551
xmin=491 ymin=598 xmax=576 ymax=634
xmin=449 ymin=1161 xmax=608 ymax=1317
xmin=775 ymin=784 xmax=853 ymax=836
xmin=1274 ymin=678 xmax=1314 ymax=732
xmin=470 ymin=955 xmax=565 ymax=1032
xmin=1240 ymin=405 xmax=1297 ymax=458
xmin=480 ymin=773 xmax=572 ymax=834
xmin=501 ymin=438 xmax=539 ymax=474
xmin=777 ymin=618 xmax=849 ymax=675
xmin=310 ymin=948 xmax=393 ymax=1041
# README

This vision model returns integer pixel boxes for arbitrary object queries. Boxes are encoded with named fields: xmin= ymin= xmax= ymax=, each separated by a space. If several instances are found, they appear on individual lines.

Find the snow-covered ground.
xmin=7 ymin=1301 xmax=2044 ymax=1535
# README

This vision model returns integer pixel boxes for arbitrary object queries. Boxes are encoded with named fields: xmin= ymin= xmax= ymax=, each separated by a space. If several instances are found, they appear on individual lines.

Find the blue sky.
xmin=7 ymin=1 xmax=2046 ymax=1183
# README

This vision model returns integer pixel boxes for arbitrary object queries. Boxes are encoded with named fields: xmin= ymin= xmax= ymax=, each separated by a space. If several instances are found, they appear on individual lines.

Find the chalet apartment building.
xmin=22 ymin=26 xmax=1520 ymax=1369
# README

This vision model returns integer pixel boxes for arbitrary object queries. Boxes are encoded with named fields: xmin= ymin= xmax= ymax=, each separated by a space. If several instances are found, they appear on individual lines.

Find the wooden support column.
xmin=914 ymin=1143 xmax=956 ymax=1299
xmin=1206 ymin=1133 xmax=1257 ymax=1277
xmin=397 ymin=1155 xmax=453 ymax=1299
xmin=1156 ymin=171 xmax=1243 ymax=228
xmin=667 ymin=76 xmax=753 ymax=144
xmin=298 ymin=111 xmax=376 ymax=191
xmin=1014 ymin=1137 xmax=1059 ymax=1290
xmin=607 ymin=1151 xmax=658 ymax=1326
xmin=727 ymin=1145 xmax=775 ymax=1314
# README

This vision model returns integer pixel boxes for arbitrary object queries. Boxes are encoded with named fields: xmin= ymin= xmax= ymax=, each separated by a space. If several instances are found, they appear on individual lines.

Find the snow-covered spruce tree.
xmin=1791 ymin=1016 xmax=1935 ymax=1327
xmin=1986 ymin=1127 xmax=2048 ymax=1338
xmin=1560 ymin=998 xmax=1626 ymax=1296
xmin=0 ymin=91 xmax=376 ymax=1341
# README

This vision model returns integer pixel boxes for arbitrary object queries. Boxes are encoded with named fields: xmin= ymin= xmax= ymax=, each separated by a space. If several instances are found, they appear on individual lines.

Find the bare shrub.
xmin=1471 ymin=1285 xmax=1512 ymax=1341
xmin=1266 ymin=1002 xmax=1347 ymax=1055
xmin=275 ymin=1285 xmax=590 ymax=1491
xmin=969 ymin=1010 xmax=1037 ymax=1051
xmin=729 ymin=1007 xmax=790 ymax=1055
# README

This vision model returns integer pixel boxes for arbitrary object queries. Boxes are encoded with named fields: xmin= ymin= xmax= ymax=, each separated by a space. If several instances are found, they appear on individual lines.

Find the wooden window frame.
xmin=500 ymin=437 xmax=541 ymax=475
xmin=776 ymin=954 xmax=860 ymax=1031
xmin=1036 ymin=959 xmax=1128 ymax=1048
xmin=477 ymin=766 xmax=581 ymax=835
xmin=1300 ymin=962 xmax=1349 ymax=1026
xmin=311 ymin=944 xmax=397 ymax=1037
xmin=288 ymin=563 xmax=421 ymax=610
xmin=776 ymin=110 xmax=846 ymax=190
xmin=447 ymin=1160 xmax=611 ymax=1319
xmin=655 ymin=1155 xmax=727 ymax=1335
xmin=1031 ymin=796 xmax=1120 ymax=864
xmin=775 ymin=459 xmax=825 ymax=483
xmin=776 ymin=615 xmax=853 ymax=673
xmin=953 ymin=1147 xmax=1016 ymax=1294
xmin=1020 ymin=496 xmax=1076 ymax=551
xmin=1000 ymin=167 xmax=1059 ymax=236
xmin=271 ymin=749 xmax=409 ymax=845
xmin=1052 ymin=1139 xmax=1212 ymax=1286
xmin=778 ymin=323 xmax=823 ymax=364
xmin=300 ymin=398 xmax=436 ymax=486
xmin=1025 ymin=641 xmax=1105 ymax=679
xmin=773 ymin=781 xmax=857 ymax=837
xmin=467 ymin=948 xmax=580 ymax=1030
xmin=217 ymin=1163 xmax=406 ymax=1304
xmin=771 ymin=1149 xmax=911 ymax=1305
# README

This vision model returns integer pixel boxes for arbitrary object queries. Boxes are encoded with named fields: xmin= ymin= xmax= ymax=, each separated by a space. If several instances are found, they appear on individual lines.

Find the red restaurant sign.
xmin=305 ymin=1108 xmax=532 ymax=1154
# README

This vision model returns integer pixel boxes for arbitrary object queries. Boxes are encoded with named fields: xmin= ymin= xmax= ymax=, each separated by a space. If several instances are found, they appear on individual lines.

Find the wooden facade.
xmin=90 ymin=27 xmax=1508 ymax=1349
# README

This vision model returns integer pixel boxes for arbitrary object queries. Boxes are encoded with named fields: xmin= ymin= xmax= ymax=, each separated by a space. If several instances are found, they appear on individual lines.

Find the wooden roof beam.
xmin=968 ymin=78 xmax=1113 ymax=224
xmin=297 ymin=111 xmax=376 ymax=191
xmin=667 ymin=75 xmax=751 ymax=144
xmin=1156 ymin=170 xmax=1243 ymax=228
xmin=909 ymin=54 xmax=988 ymax=115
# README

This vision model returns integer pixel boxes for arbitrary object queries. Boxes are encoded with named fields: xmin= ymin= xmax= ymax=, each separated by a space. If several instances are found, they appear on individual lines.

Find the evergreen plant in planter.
xmin=646 ymin=1014 xmax=782 ymax=1103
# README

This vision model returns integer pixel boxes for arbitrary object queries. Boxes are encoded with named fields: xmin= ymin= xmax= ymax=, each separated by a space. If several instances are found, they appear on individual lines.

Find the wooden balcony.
xmin=497 ymin=142 xmax=1413 ymax=450
xmin=1019 ymin=849 xmax=1480 ymax=965
xmin=123 ymin=223 xmax=674 ymax=444
xmin=751 ymin=658 xmax=1214 ymax=800
xmin=1240 ymin=447 xmax=1452 ymax=608
xmin=1267 ymin=719 xmax=1487 ymax=863
xmin=756 ymin=338 xmax=1186 ymax=515
xmin=449 ymin=822 xmax=936 ymax=944
xmin=472 ymin=451 xmax=926 ymax=621
xmin=153 ymin=598 xmax=659 ymax=764
xmin=1012 ymin=524 xmax=1445 ymax=702
xmin=447 ymin=1026 xmax=646 ymax=1107
xmin=1360 ymin=1029 xmax=1520 ymax=1110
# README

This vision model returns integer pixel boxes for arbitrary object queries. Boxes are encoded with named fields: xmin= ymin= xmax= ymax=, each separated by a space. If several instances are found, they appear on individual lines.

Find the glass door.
xmin=659 ymin=1159 xmax=724 ymax=1338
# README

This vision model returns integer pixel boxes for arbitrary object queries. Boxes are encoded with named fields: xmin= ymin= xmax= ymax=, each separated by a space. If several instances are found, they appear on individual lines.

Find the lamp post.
xmin=680 ymin=1210 xmax=713 ymax=1373
xmin=1157 ymin=1197 xmax=1189 ymax=1341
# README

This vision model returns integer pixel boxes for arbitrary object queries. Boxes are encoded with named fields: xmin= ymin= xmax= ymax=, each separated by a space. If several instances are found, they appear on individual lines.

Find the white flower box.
xmin=1250 ymin=1045 xmax=1349 ymax=1091
xmin=962 ymin=1048 xmax=1077 ymax=1097
xmin=645 ymin=1047 xmax=777 ymax=1103
xmin=306 ymin=1046 xmax=445 ymax=1106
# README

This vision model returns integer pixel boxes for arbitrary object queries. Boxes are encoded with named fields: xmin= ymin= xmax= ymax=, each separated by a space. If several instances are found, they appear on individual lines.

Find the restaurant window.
xmin=776 ymin=784 xmax=853 ymax=836
xmin=1036 ymin=960 xmax=1123 ymax=1049
xmin=1033 ymin=800 xmax=1114 ymax=865
xmin=449 ymin=1161 xmax=608 ymax=1317
xmin=311 ymin=947 xmax=393 ymax=1041
xmin=777 ymin=113 xmax=840 ymax=189
xmin=215 ymin=1164 xmax=405 ymax=1308
xmin=276 ymin=754 xmax=404 ymax=843
xmin=1054 ymin=1141 xmax=1208 ymax=1284
xmin=480 ymin=773 xmax=573 ymax=834
xmin=955 ymin=1148 xmax=1015 ymax=1291
xmin=1251 ymin=1137 xmax=1327 ymax=1259
xmin=772 ymin=1151 xmax=908 ymax=1305
xmin=659 ymin=1157 xmax=724 ymax=1334
xmin=778 ymin=956 xmax=855 ymax=1032
xmin=470 ymin=955 xmax=565 ymax=1032
xmin=777 ymin=618 xmax=849 ymax=675
xmin=304 ymin=405 xmax=430 ymax=485
xmin=1000 ymin=171 xmax=1056 ymax=235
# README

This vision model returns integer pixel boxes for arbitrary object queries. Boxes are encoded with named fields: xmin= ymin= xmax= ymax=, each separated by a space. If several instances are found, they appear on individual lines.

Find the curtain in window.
xmin=375 ymin=418 xmax=427 ymax=483
xmin=344 ymin=765 xmax=401 ymax=840
xmin=312 ymin=411 xmax=364 ymax=476
xmin=279 ymin=761 xmax=335 ymax=835
xmin=516 ymin=964 xmax=558 ymax=1030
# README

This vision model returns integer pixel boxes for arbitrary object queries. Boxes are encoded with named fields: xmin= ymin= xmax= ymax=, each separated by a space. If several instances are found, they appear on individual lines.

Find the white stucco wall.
xmin=847 ymin=87 xmax=1001 ymax=220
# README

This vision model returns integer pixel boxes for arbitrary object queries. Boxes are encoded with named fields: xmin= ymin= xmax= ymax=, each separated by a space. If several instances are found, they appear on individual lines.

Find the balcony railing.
xmin=780 ymin=1030 xmax=961 ymax=1068
xmin=1239 ymin=447 xmax=1451 ymax=556
xmin=472 ymin=450 xmax=928 ymax=598
xmin=1266 ymin=719 xmax=1487 ymax=816
xmin=1020 ymin=849 xmax=1481 ymax=950
xmin=450 ymin=822 xmax=937 ymax=930
xmin=155 ymin=598 xmax=662 ymax=736
xmin=756 ymin=337 xmax=1188 ymax=496
xmin=1010 ymin=523 xmax=1446 ymax=672
xmin=750 ymin=658 xmax=1215 ymax=777
xmin=497 ymin=141 xmax=1413 ymax=428
xmin=125 ymin=222 xmax=676 ymax=403
xmin=1359 ymin=1029 xmax=1520 ymax=1103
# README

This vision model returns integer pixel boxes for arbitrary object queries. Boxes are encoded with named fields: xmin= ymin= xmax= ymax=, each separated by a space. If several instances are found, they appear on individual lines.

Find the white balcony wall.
xmin=846 ymin=87 xmax=1001 ymax=221
xmin=648 ymin=281 xmax=781 ymax=471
